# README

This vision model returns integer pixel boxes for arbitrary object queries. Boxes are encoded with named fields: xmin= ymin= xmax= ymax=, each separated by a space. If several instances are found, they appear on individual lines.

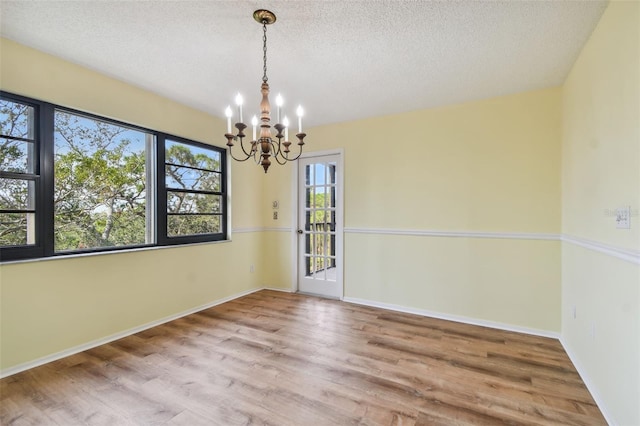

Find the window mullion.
xmin=145 ymin=133 xmax=157 ymax=245
xmin=40 ymin=102 xmax=55 ymax=257
xmin=155 ymin=133 xmax=168 ymax=246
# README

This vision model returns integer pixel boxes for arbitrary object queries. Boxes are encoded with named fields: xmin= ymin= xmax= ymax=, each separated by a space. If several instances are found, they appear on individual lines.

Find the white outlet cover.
xmin=616 ymin=206 xmax=631 ymax=229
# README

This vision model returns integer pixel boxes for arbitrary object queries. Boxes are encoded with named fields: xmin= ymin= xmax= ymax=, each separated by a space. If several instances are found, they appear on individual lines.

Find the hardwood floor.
xmin=1 ymin=290 xmax=606 ymax=425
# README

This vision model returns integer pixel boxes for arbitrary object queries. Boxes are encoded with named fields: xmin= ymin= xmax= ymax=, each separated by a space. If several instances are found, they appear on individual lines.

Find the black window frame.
xmin=157 ymin=133 xmax=228 ymax=246
xmin=0 ymin=91 xmax=227 ymax=262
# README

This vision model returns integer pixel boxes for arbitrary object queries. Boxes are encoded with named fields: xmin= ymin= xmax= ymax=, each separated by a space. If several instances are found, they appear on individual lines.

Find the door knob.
xmin=297 ymin=229 xmax=303 ymax=234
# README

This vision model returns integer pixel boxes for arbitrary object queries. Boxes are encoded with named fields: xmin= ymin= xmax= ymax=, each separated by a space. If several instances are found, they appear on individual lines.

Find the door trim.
xmin=291 ymin=148 xmax=344 ymax=298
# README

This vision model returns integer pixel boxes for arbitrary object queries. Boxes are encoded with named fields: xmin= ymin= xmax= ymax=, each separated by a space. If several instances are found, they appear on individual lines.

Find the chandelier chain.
xmin=262 ymin=21 xmax=268 ymax=83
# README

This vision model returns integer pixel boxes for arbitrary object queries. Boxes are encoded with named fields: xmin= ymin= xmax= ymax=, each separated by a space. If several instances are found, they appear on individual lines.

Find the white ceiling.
xmin=1 ymin=1 xmax=608 ymax=128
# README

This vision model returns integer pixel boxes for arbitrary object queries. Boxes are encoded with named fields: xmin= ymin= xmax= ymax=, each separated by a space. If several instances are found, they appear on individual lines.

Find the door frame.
xmin=290 ymin=148 xmax=344 ymax=299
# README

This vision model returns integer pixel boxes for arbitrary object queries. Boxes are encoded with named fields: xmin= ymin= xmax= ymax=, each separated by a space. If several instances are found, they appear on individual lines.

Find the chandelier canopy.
xmin=224 ymin=9 xmax=306 ymax=173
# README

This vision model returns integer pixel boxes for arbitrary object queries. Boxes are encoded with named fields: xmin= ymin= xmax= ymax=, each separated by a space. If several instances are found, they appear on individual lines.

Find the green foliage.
xmin=1 ymin=103 xmax=224 ymax=249
xmin=165 ymin=142 xmax=222 ymax=236
xmin=0 ymin=101 xmax=33 ymax=246
xmin=53 ymin=112 xmax=147 ymax=250
xmin=309 ymin=192 xmax=336 ymax=224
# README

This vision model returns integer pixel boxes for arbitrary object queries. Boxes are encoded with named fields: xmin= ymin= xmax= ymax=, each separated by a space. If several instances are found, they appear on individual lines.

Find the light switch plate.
xmin=616 ymin=206 xmax=631 ymax=229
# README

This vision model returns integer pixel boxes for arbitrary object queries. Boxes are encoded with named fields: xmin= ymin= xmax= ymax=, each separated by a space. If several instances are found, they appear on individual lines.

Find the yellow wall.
xmin=0 ymin=236 xmax=262 ymax=369
xmin=561 ymin=2 xmax=640 ymax=424
xmin=323 ymin=90 xmax=561 ymax=233
xmin=0 ymin=38 xmax=265 ymax=370
xmin=266 ymin=88 xmax=563 ymax=332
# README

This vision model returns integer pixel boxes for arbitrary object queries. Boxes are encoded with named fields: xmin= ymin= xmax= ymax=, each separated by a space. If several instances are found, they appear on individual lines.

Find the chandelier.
xmin=224 ymin=9 xmax=306 ymax=173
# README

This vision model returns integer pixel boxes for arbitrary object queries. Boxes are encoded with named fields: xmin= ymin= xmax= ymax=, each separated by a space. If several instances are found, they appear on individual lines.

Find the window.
xmin=0 ymin=98 xmax=39 ymax=254
xmin=0 ymin=92 xmax=227 ymax=261
xmin=53 ymin=110 xmax=153 ymax=251
xmin=162 ymin=139 xmax=224 ymax=240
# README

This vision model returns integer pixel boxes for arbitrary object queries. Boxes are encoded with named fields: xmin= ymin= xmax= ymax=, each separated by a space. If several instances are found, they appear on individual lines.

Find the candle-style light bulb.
xmin=225 ymin=106 xmax=232 ymax=133
xmin=283 ymin=116 xmax=290 ymax=141
xmin=296 ymin=105 xmax=304 ymax=133
xmin=235 ymin=93 xmax=244 ymax=123
xmin=251 ymin=115 xmax=258 ymax=141
xmin=276 ymin=93 xmax=283 ymax=123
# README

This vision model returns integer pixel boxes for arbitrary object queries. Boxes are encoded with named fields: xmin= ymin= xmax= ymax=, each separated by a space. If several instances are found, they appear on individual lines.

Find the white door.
xmin=297 ymin=154 xmax=343 ymax=299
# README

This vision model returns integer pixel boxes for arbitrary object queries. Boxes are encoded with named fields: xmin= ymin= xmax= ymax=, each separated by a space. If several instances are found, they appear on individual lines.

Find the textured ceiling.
xmin=1 ymin=1 xmax=607 ymax=128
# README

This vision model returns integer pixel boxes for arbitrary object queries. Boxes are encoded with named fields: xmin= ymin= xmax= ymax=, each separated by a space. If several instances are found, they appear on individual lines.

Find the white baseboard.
xmin=559 ymin=338 xmax=616 ymax=426
xmin=0 ymin=287 xmax=263 ymax=379
xmin=343 ymin=296 xmax=560 ymax=339
xmin=262 ymin=286 xmax=294 ymax=293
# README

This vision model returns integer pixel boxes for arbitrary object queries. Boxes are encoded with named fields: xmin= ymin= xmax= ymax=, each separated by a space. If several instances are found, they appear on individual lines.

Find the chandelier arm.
xmin=228 ymin=145 xmax=256 ymax=162
xmin=237 ymin=137 xmax=257 ymax=158
xmin=268 ymin=139 xmax=288 ymax=165
xmin=272 ymin=147 xmax=289 ymax=166
xmin=271 ymin=137 xmax=283 ymax=158
xmin=254 ymin=146 xmax=262 ymax=165
xmin=228 ymin=137 xmax=258 ymax=162
xmin=280 ymin=144 xmax=304 ymax=162
xmin=279 ymin=132 xmax=306 ymax=161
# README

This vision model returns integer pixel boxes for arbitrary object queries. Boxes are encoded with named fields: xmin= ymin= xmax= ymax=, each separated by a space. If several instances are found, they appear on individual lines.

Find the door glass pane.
xmin=316 ymin=256 xmax=326 ymax=280
xmin=329 ymin=233 xmax=336 ymax=257
xmin=305 ymin=187 xmax=312 ymax=209
xmin=323 ymin=232 xmax=331 ymax=257
xmin=304 ymin=209 xmax=311 ymax=231
xmin=305 ymin=164 xmax=313 ymax=186
xmin=314 ymin=163 xmax=324 ymax=186
xmin=316 ymin=186 xmax=327 ymax=209
xmin=305 ymin=255 xmax=313 ymax=277
xmin=319 ymin=233 xmax=327 ymax=257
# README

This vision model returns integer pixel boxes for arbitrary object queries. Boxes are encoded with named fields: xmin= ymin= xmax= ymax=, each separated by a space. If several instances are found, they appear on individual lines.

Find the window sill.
xmin=0 ymin=239 xmax=232 ymax=266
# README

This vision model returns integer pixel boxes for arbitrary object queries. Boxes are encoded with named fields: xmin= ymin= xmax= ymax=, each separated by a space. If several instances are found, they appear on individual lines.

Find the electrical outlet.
xmin=272 ymin=200 xmax=279 ymax=209
xmin=250 ymin=264 xmax=255 ymax=273
xmin=273 ymin=211 xmax=278 ymax=220
xmin=590 ymin=322 xmax=596 ymax=340
xmin=616 ymin=206 xmax=631 ymax=229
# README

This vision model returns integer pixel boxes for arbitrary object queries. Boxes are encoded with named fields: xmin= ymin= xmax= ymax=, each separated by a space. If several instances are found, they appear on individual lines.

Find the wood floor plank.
xmin=1 ymin=290 xmax=607 ymax=425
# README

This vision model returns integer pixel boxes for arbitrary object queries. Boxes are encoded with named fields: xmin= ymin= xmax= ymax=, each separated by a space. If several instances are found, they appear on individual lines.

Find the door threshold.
xmin=296 ymin=291 xmax=342 ymax=301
